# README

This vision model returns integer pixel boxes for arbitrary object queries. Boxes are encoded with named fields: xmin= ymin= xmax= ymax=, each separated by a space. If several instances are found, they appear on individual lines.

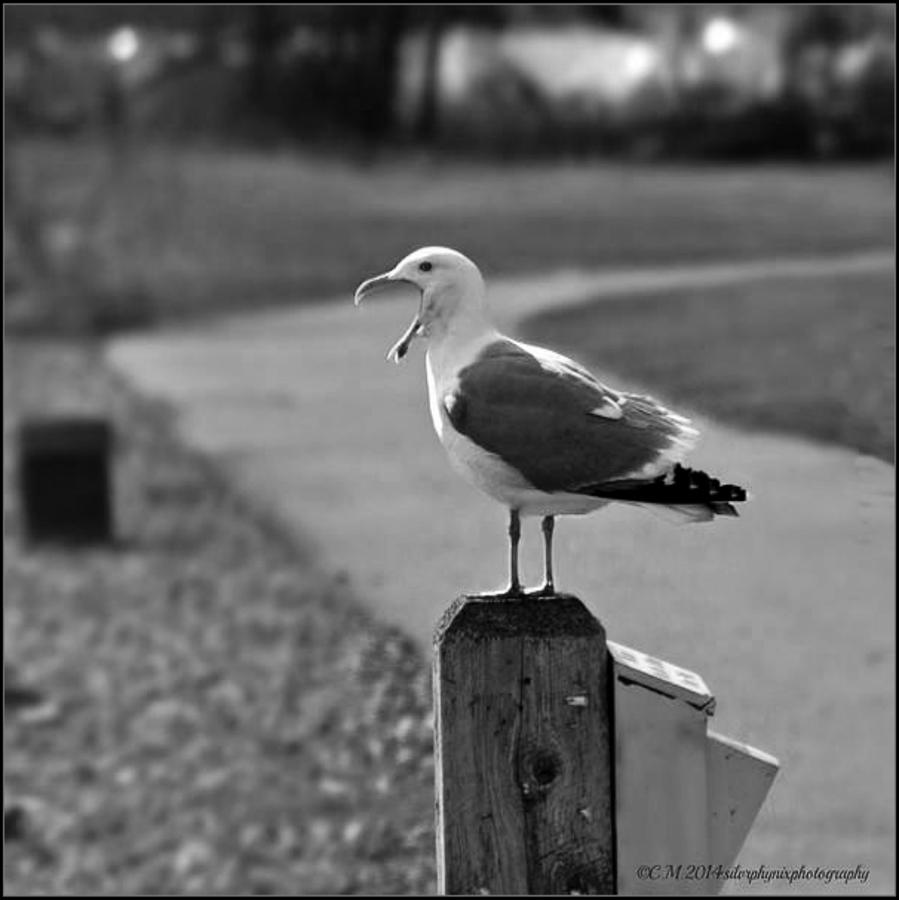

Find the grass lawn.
xmin=3 ymin=340 xmax=435 ymax=895
xmin=6 ymin=138 xmax=894 ymax=328
xmin=522 ymin=268 xmax=895 ymax=463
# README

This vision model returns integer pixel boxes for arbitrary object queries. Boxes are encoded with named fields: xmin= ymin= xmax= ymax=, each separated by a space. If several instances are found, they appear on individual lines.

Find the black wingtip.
xmin=582 ymin=463 xmax=748 ymax=513
xmin=669 ymin=464 xmax=747 ymax=504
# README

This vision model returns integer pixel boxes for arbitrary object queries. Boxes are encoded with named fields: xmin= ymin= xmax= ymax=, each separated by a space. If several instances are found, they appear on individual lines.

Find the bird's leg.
xmin=507 ymin=508 xmax=523 ymax=597
xmin=533 ymin=515 xmax=556 ymax=596
xmin=469 ymin=508 xmax=525 ymax=600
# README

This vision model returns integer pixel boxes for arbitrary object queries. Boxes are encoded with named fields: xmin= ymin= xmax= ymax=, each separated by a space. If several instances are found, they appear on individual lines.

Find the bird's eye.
xmin=418 ymin=261 xmax=433 ymax=272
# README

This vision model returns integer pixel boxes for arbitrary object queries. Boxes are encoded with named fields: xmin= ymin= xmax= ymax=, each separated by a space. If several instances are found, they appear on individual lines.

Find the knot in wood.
xmin=532 ymin=749 xmax=561 ymax=785
xmin=521 ymin=746 xmax=563 ymax=799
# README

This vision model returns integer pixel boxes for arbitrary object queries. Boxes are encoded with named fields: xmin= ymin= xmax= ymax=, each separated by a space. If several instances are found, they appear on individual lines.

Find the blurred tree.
xmin=243 ymin=5 xmax=412 ymax=143
xmin=575 ymin=5 xmax=632 ymax=28
xmin=785 ymin=5 xmax=867 ymax=52
xmin=413 ymin=6 xmax=509 ymax=143
xmin=245 ymin=5 xmax=285 ymax=114
xmin=351 ymin=5 xmax=413 ymax=141
xmin=6 ymin=4 xmax=888 ymax=158
xmin=782 ymin=4 xmax=895 ymax=157
xmin=3 ymin=4 xmax=211 ymax=42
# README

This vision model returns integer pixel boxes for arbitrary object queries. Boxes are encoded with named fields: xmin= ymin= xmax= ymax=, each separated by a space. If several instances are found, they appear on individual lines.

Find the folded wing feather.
xmin=445 ymin=339 xmax=699 ymax=494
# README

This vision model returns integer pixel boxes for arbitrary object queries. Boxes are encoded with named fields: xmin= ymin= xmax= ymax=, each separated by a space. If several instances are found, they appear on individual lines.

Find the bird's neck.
xmin=425 ymin=306 xmax=499 ymax=378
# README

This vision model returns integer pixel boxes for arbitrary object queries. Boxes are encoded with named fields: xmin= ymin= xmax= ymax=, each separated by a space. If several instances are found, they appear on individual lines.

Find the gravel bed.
xmin=4 ymin=339 xmax=435 ymax=895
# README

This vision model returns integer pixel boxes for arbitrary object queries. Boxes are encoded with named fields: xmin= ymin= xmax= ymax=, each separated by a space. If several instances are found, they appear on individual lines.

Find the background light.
xmin=108 ymin=26 xmax=139 ymax=63
xmin=703 ymin=18 xmax=740 ymax=56
xmin=624 ymin=44 xmax=656 ymax=81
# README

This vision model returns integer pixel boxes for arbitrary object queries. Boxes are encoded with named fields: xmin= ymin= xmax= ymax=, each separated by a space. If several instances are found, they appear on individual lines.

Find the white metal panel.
xmin=607 ymin=640 xmax=715 ymax=713
xmin=614 ymin=677 xmax=710 ymax=895
xmin=707 ymin=731 xmax=780 ymax=872
xmin=610 ymin=639 xmax=779 ymax=895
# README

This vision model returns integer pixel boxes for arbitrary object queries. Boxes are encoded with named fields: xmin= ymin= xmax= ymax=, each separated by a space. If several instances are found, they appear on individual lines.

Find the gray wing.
xmin=445 ymin=340 xmax=697 ymax=493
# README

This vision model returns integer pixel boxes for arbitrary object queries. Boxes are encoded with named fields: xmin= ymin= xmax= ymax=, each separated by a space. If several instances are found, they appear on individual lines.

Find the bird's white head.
xmin=354 ymin=246 xmax=487 ymax=362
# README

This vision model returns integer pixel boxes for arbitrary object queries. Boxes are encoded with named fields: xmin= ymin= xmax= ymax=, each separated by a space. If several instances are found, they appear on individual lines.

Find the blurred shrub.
xmin=648 ymin=91 xmax=815 ymax=160
xmin=813 ymin=37 xmax=895 ymax=158
xmin=4 ymin=219 xmax=157 ymax=337
xmin=782 ymin=6 xmax=895 ymax=159
xmin=5 ymin=136 xmax=157 ymax=337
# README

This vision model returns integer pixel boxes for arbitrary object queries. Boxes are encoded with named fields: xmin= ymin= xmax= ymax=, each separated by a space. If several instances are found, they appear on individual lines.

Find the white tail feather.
xmin=625 ymin=502 xmax=715 ymax=524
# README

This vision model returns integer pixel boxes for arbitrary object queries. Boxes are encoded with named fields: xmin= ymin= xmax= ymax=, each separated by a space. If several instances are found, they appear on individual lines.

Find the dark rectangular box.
xmin=20 ymin=417 xmax=113 ymax=544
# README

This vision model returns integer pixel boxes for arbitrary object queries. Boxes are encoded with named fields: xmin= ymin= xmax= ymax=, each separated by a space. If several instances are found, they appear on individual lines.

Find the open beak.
xmin=354 ymin=270 xmax=422 ymax=364
xmin=354 ymin=271 xmax=406 ymax=306
xmin=386 ymin=315 xmax=422 ymax=363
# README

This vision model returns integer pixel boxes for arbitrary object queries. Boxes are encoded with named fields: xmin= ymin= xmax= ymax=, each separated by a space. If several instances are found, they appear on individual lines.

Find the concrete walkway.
xmin=108 ymin=251 xmax=894 ymax=893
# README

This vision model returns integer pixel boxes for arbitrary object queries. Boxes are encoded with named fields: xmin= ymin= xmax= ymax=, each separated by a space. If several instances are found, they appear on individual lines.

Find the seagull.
xmin=354 ymin=247 xmax=747 ymax=598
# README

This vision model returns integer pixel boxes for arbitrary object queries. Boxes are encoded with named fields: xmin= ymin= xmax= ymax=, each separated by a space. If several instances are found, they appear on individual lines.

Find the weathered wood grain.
xmin=434 ymin=594 xmax=615 ymax=895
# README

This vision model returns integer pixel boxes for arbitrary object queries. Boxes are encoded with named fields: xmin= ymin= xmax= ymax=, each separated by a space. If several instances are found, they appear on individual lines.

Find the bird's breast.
xmin=424 ymin=351 xmax=545 ymax=508
xmin=425 ymin=353 xmax=452 ymax=441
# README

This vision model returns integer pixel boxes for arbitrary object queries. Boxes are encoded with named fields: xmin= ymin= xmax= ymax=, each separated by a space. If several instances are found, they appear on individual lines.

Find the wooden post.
xmin=434 ymin=594 xmax=615 ymax=895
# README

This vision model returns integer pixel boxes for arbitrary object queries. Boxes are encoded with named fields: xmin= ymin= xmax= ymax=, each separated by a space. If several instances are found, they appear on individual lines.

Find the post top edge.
xmin=434 ymin=593 xmax=605 ymax=646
